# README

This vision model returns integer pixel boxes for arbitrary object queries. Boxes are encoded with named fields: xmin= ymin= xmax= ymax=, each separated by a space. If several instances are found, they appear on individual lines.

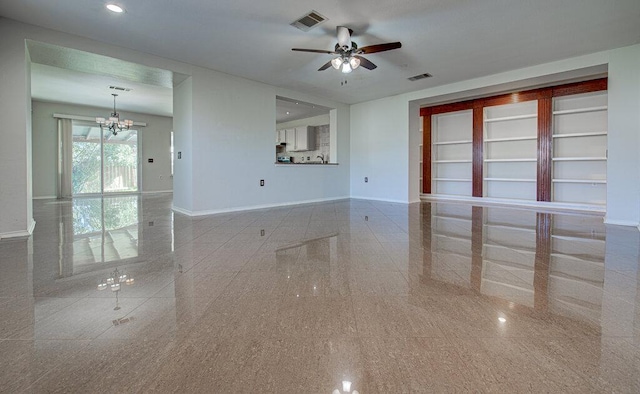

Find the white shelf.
xmin=552 ymin=179 xmax=606 ymax=184
xmin=433 ymin=140 xmax=472 ymax=145
xmin=432 ymin=215 xmax=472 ymax=223
xmin=484 ymin=158 xmax=537 ymax=163
xmin=552 ymin=157 xmax=607 ymax=162
xmin=551 ymin=234 xmax=605 ymax=244
xmin=553 ymin=106 xmax=608 ymax=116
xmin=484 ymin=114 xmax=537 ymax=123
xmin=484 ymin=224 xmax=535 ymax=233
xmin=433 ymin=159 xmax=472 ymax=163
xmin=433 ymin=178 xmax=472 ymax=182
xmin=552 ymin=131 xmax=607 ymax=139
xmin=484 ymin=178 xmax=536 ymax=182
xmin=433 ymin=233 xmax=471 ymax=242
xmin=485 ymin=136 xmax=537 ymax=143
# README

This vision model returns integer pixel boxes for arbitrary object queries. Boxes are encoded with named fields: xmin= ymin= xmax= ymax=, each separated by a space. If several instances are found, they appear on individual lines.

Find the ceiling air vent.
xmin=109 ymin=85 xmax=132 ymax=92
xmin=408 ymin=73 xmax=433 ymax=82
xmin=291 ymin=10 xmax=328 ymax=32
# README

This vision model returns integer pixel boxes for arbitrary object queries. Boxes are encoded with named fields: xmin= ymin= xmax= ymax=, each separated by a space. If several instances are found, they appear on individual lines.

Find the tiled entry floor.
xmin=1 ymin=194 xmax=640 ymax=392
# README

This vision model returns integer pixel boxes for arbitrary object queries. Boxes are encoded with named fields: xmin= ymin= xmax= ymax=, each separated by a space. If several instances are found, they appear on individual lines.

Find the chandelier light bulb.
xmin=331 ymin=57 xmax=343 ymax=70
xmin=349 ymin=57 xmax=361 ymax=70
xmin=341 ymin=62 xmax=352 ymax=74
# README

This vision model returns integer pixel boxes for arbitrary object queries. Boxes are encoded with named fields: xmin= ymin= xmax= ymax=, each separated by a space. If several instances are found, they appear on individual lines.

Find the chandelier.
xmin=330 ymin=56 xmax=361 ymax=74
xmin=96 ymin=93 xmax=133 ymax=136
xmin=97 ymin=267 xmax=135 ymax=310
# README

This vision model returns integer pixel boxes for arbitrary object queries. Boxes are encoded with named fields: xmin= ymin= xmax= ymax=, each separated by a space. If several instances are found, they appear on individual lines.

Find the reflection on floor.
xmin=2 ymin=194 xmax=640 ymax=392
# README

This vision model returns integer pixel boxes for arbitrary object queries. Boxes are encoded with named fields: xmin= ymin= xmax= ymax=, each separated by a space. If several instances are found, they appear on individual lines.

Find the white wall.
xmin=350 ymin=97 xmax=409 ymax=203
xmin=0 ymin=19 xmax=32 ymax=238
xmin=182 ymin=68 xmax=350 ymax=215
xmin=172 ymin=78 xmax=193 ymax=212
xmin=31 ymin=101 xmax=173 ymax=198
xmin=0 ymin=17 xmax=351 ymax=230
xmin=349 ymin=45 xmax=640 ymax=225
xmin=607 ymin=45 xmax=640 ymax=226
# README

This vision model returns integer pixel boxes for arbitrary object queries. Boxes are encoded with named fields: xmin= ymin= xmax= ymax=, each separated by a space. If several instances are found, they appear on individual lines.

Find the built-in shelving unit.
xmin=548 ymin=215 xmax=605 ymax=323
xmin=421 ymin=78 xmax=608 ymax=208
xmin=481 ymin=207 xmax=537 ymax=307
xmin=431 ymin=110 xmax=473 ymax=196
xmin=552 ymin=91 xmax=608 ymax=205
xmin=483 ymin=101 xmax=538 ymax=201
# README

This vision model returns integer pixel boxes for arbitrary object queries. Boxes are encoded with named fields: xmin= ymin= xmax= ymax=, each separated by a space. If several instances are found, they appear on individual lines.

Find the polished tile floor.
xmin=2 ymin=194 xmax=640 ymax=392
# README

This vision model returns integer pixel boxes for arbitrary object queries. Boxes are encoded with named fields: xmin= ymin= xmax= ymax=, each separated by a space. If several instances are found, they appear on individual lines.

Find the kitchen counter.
xmin=274 ymin=162 xmax=339 ymax=166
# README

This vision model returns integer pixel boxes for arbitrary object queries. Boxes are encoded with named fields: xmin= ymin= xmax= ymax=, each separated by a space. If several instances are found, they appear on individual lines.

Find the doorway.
xmin=71 ymin=122 xmax=140 ymax=195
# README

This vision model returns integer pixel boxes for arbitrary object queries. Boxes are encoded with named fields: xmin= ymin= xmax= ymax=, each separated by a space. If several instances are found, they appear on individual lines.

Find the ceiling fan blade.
xmin=336 ymin=26 xmax=352 ymax=50
xmin=318 ymin=61 xmax=333 ymax=71
xmin=354 ymin=56 xmax=377 ymax=70
xmin=292 ymin=48 xmax=335 ymax=54
xmin=358 ymin=42 xmax=402 ymax=54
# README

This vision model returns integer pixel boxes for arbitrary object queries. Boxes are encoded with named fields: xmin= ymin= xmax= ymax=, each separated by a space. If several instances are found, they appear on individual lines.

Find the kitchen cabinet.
xmin=276 ymin=129 xmax=286 ymax=144
xmin=285 ymin=129 xmax=296 ymax=147
xmin=292 ymin=126 xmax=316 ymax=151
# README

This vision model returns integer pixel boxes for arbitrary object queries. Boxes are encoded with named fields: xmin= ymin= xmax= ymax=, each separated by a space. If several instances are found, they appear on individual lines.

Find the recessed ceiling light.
xmin=106 ymin=4 xmax=124 ymax=13
xmin=286 ymin=111 xmax=290 ymax=115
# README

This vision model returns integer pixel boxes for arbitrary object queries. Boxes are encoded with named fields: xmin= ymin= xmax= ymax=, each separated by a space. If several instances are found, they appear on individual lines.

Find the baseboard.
xmin=421 ymin=194 xmax=606 ymax=214
xmin=350 ymin=196 xmax=409 ymax=204
xmin=0 ymin=218 xmax=36 ymax=239
xmin=142 ymin=190 xmax=173 ymax=194
xmin=172 ymin=196 xmax=350 ymax=216
xmin=33 ymin=195 xmax=56 ymax=200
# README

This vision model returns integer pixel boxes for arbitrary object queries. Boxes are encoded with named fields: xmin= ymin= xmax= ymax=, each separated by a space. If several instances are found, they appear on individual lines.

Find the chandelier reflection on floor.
xmin=97 ymin=267 xmax=134 ymax=310
xmin=333 ymin=380 xmax=358 ymax=394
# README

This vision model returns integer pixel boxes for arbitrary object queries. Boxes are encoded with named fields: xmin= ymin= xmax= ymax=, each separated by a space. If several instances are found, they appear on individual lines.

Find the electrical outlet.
xmin=260 ymin=179 xmax=265 ymax=186
xmin=177 ymin=152 xmax=182 ymax=159
xmin=365 ymin=177 xmax=368 ymax=183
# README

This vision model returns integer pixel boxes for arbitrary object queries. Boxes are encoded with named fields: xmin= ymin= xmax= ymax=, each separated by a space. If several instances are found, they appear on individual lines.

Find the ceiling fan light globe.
xmin=341 ymin=62 xmax=352 ymax=73
xmin=331 ymin=57 xmax=342 ymax=70
xmin=349 ymin=57 xmax=361 ymax=70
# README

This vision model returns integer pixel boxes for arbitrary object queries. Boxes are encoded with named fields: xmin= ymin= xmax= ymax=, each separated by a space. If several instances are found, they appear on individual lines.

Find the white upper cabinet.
xmin=292 ymin=126 xmax=316 ymax=151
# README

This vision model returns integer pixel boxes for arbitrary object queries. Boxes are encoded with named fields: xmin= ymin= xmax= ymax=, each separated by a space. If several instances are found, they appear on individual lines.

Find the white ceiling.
xmin=31 ymin=63 xmax=173 ymax=117
xmin=276 ymin=97 xmax=331 ymax=124
xmin=2 ymin=0 xmax=640 ymax=105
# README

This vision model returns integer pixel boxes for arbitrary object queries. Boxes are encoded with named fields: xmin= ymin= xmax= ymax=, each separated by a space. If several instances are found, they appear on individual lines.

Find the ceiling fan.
xmin=292 ymin=26 xmax=402 ymax=73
